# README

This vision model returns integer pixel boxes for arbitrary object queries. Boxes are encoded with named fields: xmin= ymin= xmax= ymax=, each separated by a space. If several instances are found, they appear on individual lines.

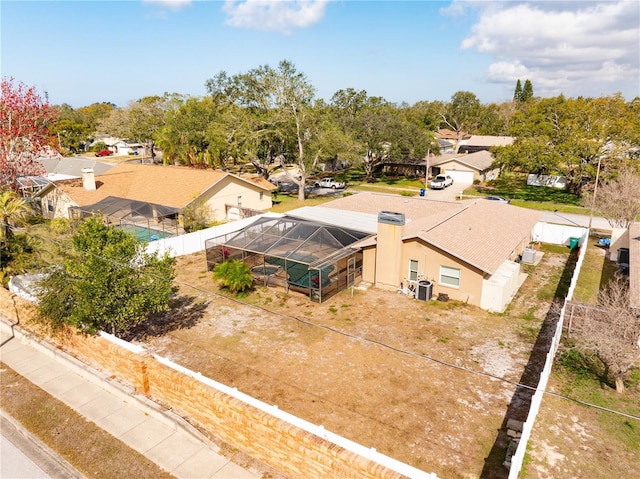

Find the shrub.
xmin=213 ymin=260 xmax=253 ymax=294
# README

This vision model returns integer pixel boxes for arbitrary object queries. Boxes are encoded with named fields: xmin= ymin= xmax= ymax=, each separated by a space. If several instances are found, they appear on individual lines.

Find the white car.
xmin=314 ymin=178 xmax=345 ymax=189
xmin=430 ymin=174 xmax=453 ymax=190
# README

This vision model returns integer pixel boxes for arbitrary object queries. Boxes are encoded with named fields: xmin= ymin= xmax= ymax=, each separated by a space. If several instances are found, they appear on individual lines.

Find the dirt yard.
xmin=128 ymin=249 xmax=571 ymax=479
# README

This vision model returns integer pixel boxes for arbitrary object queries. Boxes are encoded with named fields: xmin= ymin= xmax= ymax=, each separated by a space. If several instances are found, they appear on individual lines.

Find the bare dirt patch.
xmin=131 ymin=250 xmax=571 ymax=478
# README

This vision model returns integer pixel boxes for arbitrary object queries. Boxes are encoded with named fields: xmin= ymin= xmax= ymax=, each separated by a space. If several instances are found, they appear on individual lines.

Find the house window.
xmin=260 ymin=192 xmax=264 ymax=201
xmin=47 ymin=200 xmax=54 ymax=212
xmin=237 ymin=195 xmax=242 ymax=206
xmin=439 ymin=266 xmax=460 ymax=287
xmin=408 ymin=259 xmax=419 ymax=282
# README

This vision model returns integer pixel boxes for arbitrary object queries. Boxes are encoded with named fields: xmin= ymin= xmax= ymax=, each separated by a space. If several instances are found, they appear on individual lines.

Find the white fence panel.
xmin=145 ymin=212 xmax=283 ymax=258
xmin=508 ymin=228 xmax=589 ymax=478
xmin=533 ymin=222 xmax=587 ymax=246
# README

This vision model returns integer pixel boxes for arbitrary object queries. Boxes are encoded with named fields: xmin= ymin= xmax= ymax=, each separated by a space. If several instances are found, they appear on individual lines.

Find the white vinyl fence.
xmin=144 ymin=212 xmax=283 ymax=258
xmin=533 ymin=222 xmax=587 ymax=246
xmin=507 ymin=228 xmax=589 ymax=478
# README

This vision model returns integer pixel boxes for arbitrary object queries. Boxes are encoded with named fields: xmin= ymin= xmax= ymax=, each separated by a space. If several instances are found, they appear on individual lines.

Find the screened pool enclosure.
xmin=70 ymin=196 xmax=181 ymax=241
xmin=205 ymin=216 xmax=371 ymax=302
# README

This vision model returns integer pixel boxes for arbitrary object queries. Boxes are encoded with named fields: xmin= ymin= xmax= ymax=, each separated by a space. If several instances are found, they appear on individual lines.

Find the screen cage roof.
xmin=210 ymin=215 xmax=371 ymax=267
xmin=72 ymin=196 xmax=179 ymax=221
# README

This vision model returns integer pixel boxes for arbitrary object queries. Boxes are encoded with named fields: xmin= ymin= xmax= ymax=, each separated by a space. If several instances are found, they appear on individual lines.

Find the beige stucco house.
xmin=36 ymin=163 xmax=276 ymax=227
xmin=293 ymin=192 xmax=542 ymax=312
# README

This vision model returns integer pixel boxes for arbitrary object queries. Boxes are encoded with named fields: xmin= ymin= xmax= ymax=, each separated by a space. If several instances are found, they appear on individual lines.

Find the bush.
xmin=49 ymin=218 xmax=73 ymax=234
xmin=213 ymin=260 xmax=253 ymax=294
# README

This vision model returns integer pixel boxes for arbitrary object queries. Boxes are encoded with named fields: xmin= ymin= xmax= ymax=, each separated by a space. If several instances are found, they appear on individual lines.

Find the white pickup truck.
xmin=314 ymin=178 xmax=345 ymax=189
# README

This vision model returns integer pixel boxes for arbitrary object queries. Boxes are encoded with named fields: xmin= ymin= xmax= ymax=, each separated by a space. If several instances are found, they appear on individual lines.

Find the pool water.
xmin=119 ymin=225 xmax=172 ymax=242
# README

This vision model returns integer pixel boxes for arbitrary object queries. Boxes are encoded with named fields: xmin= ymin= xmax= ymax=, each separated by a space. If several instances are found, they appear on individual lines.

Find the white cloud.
xmin=222 ymin=0 xmax=331 ymax=34
xmin=143 ymin=0 xmax=192 ymax=10
xmin=458 ymin=1 xmax=640 ymax=97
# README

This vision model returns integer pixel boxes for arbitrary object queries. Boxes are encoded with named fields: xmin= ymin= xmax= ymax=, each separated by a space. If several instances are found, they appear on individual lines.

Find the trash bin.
xmin=417 ymin=280 xmax=433 ymax=301
xmin=420 ymin=188 xmax=426 ymax=197
xmin=569 ymin=237 xmax=580 ymax=250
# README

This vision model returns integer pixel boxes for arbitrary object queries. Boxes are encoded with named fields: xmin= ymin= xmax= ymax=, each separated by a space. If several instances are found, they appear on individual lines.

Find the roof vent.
xmin=378 ymin=211 xmax=405 ymax=226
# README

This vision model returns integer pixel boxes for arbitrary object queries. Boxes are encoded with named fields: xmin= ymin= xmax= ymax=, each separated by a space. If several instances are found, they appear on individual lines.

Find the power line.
xmin=6 ymin=224 xmax=640 ymax=422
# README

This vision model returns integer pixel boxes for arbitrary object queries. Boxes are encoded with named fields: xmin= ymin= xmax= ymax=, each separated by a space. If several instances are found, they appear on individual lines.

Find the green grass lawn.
xmin=571 ymin=233 xmax=619 ymax=304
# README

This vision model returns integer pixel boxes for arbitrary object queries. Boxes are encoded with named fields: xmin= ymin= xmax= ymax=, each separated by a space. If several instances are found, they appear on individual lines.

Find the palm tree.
xmin=0 ymin=190 xmax=30 ymax=242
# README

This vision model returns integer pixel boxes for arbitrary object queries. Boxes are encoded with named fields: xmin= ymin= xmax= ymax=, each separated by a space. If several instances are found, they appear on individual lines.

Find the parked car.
xmin=95 ymin=150 xmax=113 ymax=157
xmin=429 ymin=174 xmax=453 ymax=190
xmin=314 ymin=178 xmax=345 ymax=189
xmin=485 ymin=195 xmax=510 ymax=203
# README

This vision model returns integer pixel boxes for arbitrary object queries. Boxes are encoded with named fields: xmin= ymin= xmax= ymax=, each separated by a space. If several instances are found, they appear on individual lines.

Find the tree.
xmin=206 ymin=60 xmax=317 ymax=200
xmin=441 ymin=91 xmax=481 ymax=152
xmin=98 ymin=94 xmax=181 ymax=162
xmin=0 ymin=189 xmax=30 ymax=242
xmin=521 ymin=79 xmax=534 ymax=102
xmin=213 ymin=259 xmax=253 ymax=294
xmin=567 ymin=276 xmax=640 ymax=393
xmin=585 ymin=166 xmax=640 ymax=228
xmin=513 ymin=79 xmax=523 ymax=102
xmin=36 ymin=217 xmax=176 ymax=336
xmin=1 ymin=78 xmax=56 ymax=190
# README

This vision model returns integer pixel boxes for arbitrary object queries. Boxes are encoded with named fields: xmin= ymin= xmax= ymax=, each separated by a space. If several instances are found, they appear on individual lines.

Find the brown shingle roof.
xmin=321 ymin=192 xmax=542 ymax=274
xmin=465 ymin=135 xmax=513 ymax=147
xmin=54 ymin=163 xmax=273 ymax=208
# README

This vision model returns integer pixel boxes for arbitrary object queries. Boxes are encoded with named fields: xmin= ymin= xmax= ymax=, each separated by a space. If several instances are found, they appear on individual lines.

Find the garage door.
xmin=444 ymin=170 xmax=474 ymax=184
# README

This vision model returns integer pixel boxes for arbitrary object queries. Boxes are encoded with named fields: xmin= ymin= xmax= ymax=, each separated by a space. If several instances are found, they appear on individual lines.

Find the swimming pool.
xmin=119 ymin=224 xmax=173 ymax=242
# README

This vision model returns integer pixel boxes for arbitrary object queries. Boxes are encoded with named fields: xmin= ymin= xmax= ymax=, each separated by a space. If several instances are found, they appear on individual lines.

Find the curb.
xmin=0 ymin=409 xmax=86 ymax=479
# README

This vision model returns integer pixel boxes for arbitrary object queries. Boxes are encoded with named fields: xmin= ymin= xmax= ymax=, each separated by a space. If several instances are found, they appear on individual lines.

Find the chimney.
xmin=374 ymin=211 xmax=405 ymax=291
xmin=81 ymin=168 xmax=96 ymax=191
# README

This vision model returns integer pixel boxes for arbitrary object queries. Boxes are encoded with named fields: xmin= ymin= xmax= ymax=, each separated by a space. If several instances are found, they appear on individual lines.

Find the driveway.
xmin=424 ymin=182 xmax=471 ymax=201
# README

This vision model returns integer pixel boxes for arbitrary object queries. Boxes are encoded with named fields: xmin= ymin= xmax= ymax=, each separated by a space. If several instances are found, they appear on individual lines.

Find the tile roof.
xmin=628 ymin=222 xmax=640 ymax=309
xmin=320 ymin=192 xmax=542 ymax=274
xmin=52 ymin=163 xmax=273 ymax=209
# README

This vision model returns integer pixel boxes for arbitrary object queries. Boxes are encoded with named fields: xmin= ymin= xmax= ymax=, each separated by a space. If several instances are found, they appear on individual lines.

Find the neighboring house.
xmin=17 ymin=156 xmax=116 ymax=197
xmin=457 ymin=135 xmax=513 ymax=154
xmin=429 ymin=150 xmax=500 ymax=183
xmin=290 ymin=192 xmax=542 ymax=312
xmin=435 ymin=129 xmax=472 ymax=153
xmin=92 ymin=136 xmax=143 ymax=156
xmin=35 ymin=163 xmax=276 ymax=226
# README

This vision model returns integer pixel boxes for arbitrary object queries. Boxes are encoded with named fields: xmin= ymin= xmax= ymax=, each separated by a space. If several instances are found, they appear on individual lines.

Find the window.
xmin=237 ymin=195 xmax=242 ymax=206
xmin=260 ymin=192 xmax=264 ymax=201
xmin=47 ymin=200 xmax=54 ymax=212
xmin=439 ymin=266 xmax=460 ymax=287
xmin=408 ymin=259 xmax=419 ymax=282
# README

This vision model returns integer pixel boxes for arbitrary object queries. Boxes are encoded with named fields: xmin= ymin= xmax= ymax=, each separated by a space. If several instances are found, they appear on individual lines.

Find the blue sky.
xmin=2 ymin=1 xmax=639 ymax=108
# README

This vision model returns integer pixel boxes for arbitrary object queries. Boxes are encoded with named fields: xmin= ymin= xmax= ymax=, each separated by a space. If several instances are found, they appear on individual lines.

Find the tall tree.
xmin=521 ymin=79 xmax=534 ymax=102
xmin=206 ymin=60 xmax=317 ymax=200
xmin=37 ymin=217 xmax=176 ymax=337
xmin=98 ymin=94 xmax=182 ymax=162
xmin=441 ymin=91 xmax=481 ymax=152
xmin=0 ymin=78 xmax=56 ymax=190
xmin=513 ymin=79 xmax=523 ymax=102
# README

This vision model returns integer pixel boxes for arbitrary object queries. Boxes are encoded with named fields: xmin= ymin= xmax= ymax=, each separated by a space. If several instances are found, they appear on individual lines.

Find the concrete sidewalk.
xmin=0 ymin=319 xmax=260 ymax=479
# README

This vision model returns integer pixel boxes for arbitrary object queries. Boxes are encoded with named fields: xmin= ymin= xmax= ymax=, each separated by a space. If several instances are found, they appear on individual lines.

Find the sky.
xmin=2 ymin=0 xmax=639 ymax=108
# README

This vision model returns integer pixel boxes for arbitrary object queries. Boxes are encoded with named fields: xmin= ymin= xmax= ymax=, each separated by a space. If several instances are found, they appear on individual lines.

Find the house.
xmin=35 ymin=163 xmax=276 ymax=229
xmin=92 ymin=135 xmax=144 ymax=156
xmin=429 ymin=150 xmax=500 ymax=183
xmin=611 ymin=222 xmax=638 ymax=311
xmin=457 ymin=135 xmax=513 ymax=154
xmin=289 ymin=192 xmax=543 ymax=312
